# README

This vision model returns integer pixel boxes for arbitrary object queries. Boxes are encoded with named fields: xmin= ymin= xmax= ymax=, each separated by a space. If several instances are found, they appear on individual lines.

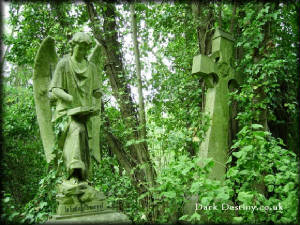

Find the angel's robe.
xmin=49 ymin=55 xmax=100 ymax=180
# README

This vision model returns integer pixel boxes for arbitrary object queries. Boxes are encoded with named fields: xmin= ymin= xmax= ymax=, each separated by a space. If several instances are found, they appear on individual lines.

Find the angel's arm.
xmin=49 ymin=59 xmax=73 ymax=103
xmin=52 ymin=88 xmax=73 ymax=102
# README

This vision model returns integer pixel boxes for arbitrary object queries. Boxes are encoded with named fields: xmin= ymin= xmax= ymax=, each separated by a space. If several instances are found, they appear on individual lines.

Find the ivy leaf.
xmin=283 ymin=182 xmax=294 ymax=192
xmin=226 ymin=156 xmax=232 ymax=164
xmin=237 ymin=191 xmax=253 ymax=204
xmin=267 ymin=185 xmax=274 ymax=192
xmin=264 ymin=174 xmax=275 ymax=184
xmin=251 ymin=124 xmax=263 ymax=130
xmin=232 ymin=151 xmax=243 ymax=158
xmin=227 ymin=168 xmax=238 ymax=177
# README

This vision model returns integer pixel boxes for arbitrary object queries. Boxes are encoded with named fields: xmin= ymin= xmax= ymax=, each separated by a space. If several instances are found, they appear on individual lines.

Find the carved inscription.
xmin=58 ymin=200 xmax=106 ymax=216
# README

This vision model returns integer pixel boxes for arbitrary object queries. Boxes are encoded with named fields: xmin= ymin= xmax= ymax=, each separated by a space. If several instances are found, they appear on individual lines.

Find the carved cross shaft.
xmin=192 ymin=28 xmax=237 ymax=181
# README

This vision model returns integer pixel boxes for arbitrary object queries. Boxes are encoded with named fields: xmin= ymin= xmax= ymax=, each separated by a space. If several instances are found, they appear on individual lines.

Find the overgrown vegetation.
xmin=1 ymin=1 xmax=299 ymax=224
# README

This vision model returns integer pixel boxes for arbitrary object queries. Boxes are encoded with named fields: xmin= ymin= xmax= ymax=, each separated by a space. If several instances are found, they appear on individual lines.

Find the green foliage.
xmin=19 ymin=167 xmax=62 ymax=224
xmin=145 ymin=2 xmax=205 ymax=161
xmin=226 ymin=124 xmax=299 ymax=224
xmin=227 ymin=5 xmax=299 ymax=223
xmin=143 ymin=155 xmax=233 ymax=223
xmin=2 ymin=1 xmax=299 ymax=224
xmin=91 ymin=156 xmax=143 ymax=222
xmin=4 ymin=2 xmax=87 ymax=66
xmin=1 ymin=192 xmax=21 ymax=222
xmin=2 ymin=85 xmax=52 ymax=223
xmin=2 ymin=86 xmax=46 ymax=207
xmin=17 ymin=107 xmax=77 ymax=224
xmin=235 ymin=2 xmax=299 ymax=151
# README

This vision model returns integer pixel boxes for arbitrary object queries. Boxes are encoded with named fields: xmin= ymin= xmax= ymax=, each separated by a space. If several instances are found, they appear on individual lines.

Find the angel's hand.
xmin=65 ymin=94 xmax=73 ymax=103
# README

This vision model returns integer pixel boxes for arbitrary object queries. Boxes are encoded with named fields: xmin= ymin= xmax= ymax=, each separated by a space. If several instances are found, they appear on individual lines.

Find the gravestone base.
xmin=47 ymin=196 xmax=130 ymax=224
xmin=47 ymin=210 xmax=130 ymax=224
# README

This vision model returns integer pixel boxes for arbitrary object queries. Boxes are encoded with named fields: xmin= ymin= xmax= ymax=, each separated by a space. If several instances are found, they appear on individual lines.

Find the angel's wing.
xmin=87 ymin=44 xmax=103 ymax=163
xmin=33 ymin=36 xmax=58 ymax=163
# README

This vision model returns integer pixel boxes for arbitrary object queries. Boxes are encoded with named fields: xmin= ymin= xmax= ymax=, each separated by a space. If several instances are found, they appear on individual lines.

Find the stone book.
xmin=67 ymin=106 xmax=98 ymax=117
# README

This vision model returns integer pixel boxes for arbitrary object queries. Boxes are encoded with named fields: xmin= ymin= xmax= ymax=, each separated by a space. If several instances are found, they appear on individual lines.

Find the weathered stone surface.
xmin=47 ymin=210 xmax=130 ymax=224
xmin=55 ymin=179 xmax=109 ymax=219
xmin=57 ymin=200 xmax=107 ymax=216
xmin=34 ymin=32 xmax=102 ymax=178
xmin=34 ymin=33 xmax=130 ymax=225
xmin=33 ymin=36 xmax=58 ymax=163
xmin=183 ymin=28 xmax=238 ymax=221
xmin=192 ymin=28 xmax=237 ymax=181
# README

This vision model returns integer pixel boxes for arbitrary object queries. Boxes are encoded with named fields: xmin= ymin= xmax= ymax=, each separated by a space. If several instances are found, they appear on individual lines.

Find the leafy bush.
xmin=92 ymin=156 xmax=143 ymax=222
xmin=1 ymin=85 xmax=60 ymax=224
xmin=226 ymin=124 xmax=299 ymax=224
xmin=2 ymin=86 xmax=47 ymax=221
xmin=142 ymin=155 xmax=233 ymax=223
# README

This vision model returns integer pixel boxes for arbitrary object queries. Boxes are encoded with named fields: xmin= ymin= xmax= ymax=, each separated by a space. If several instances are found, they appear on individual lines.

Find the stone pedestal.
xmin=47 ymin=200 xmax=130 ymax=224
xmin=47 ymin=182 xmax=131 ymax=224
xmin=47 ymin=210 xmax=130 ymax=224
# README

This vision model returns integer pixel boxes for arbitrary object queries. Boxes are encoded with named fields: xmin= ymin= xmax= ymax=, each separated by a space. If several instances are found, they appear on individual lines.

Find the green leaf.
xmin=138 ymin=192 xmax=149 ymax=201
xmin=241 ymin=145 xmax=253 ymax=152
xmin=283 ymin=182 xmax=295 ymax=192
xmin=232 ymin=151 xmax=242 ymax=158
xmin=278 ymin=165 xmax=288 ymax=171
xmin=39 ymin=201 xmax=47 ymax=209
xmin=3 ymin=197 xmax=10 ymax=203
xmin=162 ymin=191 xmax=176 ymax=199
xmin=237 ymin=191 xmax=253 ymax=204
xmin=226 ymin=156 xmax=232 ymax=164
xmin=267 ymin=185 xmax=274 ymax=192
xmin=233 ymin=217 xmax=243 ymax=223
xmin=227 ymin=168 xmax=238 ymax=177
xmin=239 ymin=170 xmax=249 ymax=175
xmin=253 ymin=131 xmax=265 ymax=138
xmin=179 ymin=214 xmax=189 ymax=221
xmin=189 ymin=212 xmax=201 ymax=222
xmin=201 ymin=196 xmax=212 ymax=205
xmin=251 ymin=124 xmax=263 ymax=130
xmin=264 ymin=174 xmax=275 ymax=184
xmin=216 ymin=192 xmax=229 ymax=201
xmin=190 ymin=181 xmax=202 ymax=193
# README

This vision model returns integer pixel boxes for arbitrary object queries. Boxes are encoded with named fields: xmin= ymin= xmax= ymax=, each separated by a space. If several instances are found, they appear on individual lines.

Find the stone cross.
xmin=192 ymin=28 xmax=237 ymax=181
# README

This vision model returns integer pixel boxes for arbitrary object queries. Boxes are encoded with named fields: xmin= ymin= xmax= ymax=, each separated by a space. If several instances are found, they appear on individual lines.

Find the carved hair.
xmin=70 ymin=32 xmax=92 ymax=45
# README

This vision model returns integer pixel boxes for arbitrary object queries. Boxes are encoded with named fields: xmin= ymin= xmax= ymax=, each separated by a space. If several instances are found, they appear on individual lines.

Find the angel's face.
xmin=73 ymin=42 xmax=91 ymax=60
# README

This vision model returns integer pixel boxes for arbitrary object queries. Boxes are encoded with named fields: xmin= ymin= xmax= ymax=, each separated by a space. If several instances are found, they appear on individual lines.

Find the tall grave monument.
xmin=33 ymin=32 xmax=129 ymax=223
xmin=192 ymin=28 xmax=238 ymax=181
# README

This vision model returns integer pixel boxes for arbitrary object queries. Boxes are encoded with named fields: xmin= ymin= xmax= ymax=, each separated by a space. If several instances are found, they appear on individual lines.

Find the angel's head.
xmin=70 ymin=32 xmax=93 ymax=60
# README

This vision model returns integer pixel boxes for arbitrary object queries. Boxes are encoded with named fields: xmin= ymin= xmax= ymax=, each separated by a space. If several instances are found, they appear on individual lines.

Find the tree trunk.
xmin=129 ymin=3 xmax=147 ymax=140
xmin=85 ymin=2 xmax=157 ymax=219
xmin=191 ymin=2 xmax=215 ymax=55
xmin=190 ymin=1 xmax=215 ymax=114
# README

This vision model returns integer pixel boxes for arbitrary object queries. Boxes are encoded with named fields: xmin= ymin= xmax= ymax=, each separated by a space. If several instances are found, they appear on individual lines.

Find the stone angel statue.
xmin=33 ymin=32 xmax=105 ymax=208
